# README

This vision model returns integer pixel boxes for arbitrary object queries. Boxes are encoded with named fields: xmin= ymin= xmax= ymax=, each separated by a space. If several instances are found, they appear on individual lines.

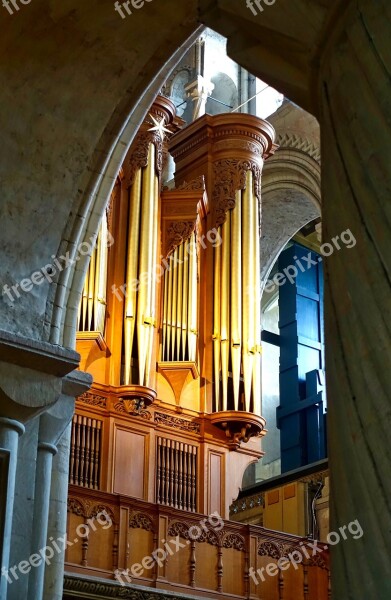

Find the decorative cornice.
xmin=154 ymin=411 xmax=200 ymax=434
xmin=276 ymin=133 xmax=321 ymax=163
xmin=212 ymin=159 xmax=261 ymax=227
xmin=78 ymin=391 xmax=107 ymax=408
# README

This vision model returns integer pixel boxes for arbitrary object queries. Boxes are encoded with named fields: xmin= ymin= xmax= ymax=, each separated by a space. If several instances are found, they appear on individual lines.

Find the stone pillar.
xmin=0 ymin=418 xmax=25 ymax=600
xmin=28 ymin=370 xmax=91 ymax=600
xmin=319 ymin=1 xmax=391 ymax=597
xmin=0 ymin=330 xmax=81 ymax=600
xmin=43 ymin=371 xmax=92 ymax=600
xmin=43 ymin=423 xmax=72 ymax=600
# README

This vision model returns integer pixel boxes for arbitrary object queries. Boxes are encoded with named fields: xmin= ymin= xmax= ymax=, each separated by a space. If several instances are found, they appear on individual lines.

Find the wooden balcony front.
xmin=66 ymin=485 xmax=330 ymax=600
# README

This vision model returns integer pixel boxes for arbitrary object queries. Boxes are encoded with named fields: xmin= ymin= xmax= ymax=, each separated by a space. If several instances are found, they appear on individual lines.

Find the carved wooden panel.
xmin=113 ymin=428 xmax=146 ymax=498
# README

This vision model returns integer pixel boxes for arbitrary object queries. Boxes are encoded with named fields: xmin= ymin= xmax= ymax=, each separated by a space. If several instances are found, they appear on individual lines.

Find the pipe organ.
xmin=161 ymin=232 xmax=198 ymax=363
xmin=68 ymin=98 xmax=330 ymax=600
xmin=74 ymin=97 xmax=276 ymax=520
xmin=169 ymin=113 xmax=276 ymax=447
xmin=212 ymin=170 xmax=262 ymax=415
xmin=123 ymin=141 xmax=160 ymax=387
xmin=78 ymin=212 xmax=109 ymax=335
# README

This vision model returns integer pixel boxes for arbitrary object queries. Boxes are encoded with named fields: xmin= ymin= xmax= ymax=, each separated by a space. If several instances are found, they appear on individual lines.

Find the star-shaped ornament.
xmin=147 ymin=114 xmax=172 ymax=140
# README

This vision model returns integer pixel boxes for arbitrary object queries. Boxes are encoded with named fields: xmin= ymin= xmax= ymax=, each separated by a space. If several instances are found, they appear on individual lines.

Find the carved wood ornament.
xmin=213 ymin=159 xmax=261 ymax=227
xmin=123 ymin=130 xmax=164 ymax=189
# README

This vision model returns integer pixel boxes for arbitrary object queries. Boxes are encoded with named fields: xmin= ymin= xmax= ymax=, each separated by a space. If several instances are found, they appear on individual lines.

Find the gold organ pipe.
xmin=162 ymin=267 xmax=168 ymax=360
xmin=188 ymin=233 xmax=198 ymax=362
xmin=87 ymin=248 xmax=96 ymax=331
xmin=145 ymin=170 xmax=160 ymax=386
xmin=124 ymin=169 xmax=142 ymax=385
xmin=160 ymin=236 xmax=197 ymax=363
xmin=242 ymin=171 xmax=255 ymax=411
xmin=94 ymin=215 xmax=109 ymax=334
xmin=213 ymin=229 xmax=222 ymax=411
xmin=176 ymin=243 xmax=184 ymax=358
xmin=252 ymin=175 xmax=262 ymax=414
xmin=220 ymin=216 xmax=231 ymax=412
xmin=81 ymin=272 xmax=88 ymax=331
xmin=93 ymin=227 xmax=102 ymax=332
xmin=181 ymin=239 xmax=189 ymax=361
xmin=171 ymin=246 xmax=178 ymax=360
xmin=137 ymin=143 xmax=155 ymax=385
xmin=166 ymin=252 xmax=173 ymax=361
xmin=230 ymin=191 xmax=242 ymax=411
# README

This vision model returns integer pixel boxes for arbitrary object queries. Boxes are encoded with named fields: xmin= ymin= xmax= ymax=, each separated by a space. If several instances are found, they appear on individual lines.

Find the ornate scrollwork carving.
xmin=114 ymin=399 xmax=152 ymax=420
xmin=68 ymin=497 xmax=116 ymax=525
xmin=123 ymin=131 xmax=163 ymax=188
xmin=167 ymin=520 xmax=220 ymax=546
xmin=168 ymin=521 xmax=191 ymax=540
xmin=87 ymin=504 xmax=115 ymax=524
xmin=177 ymin=175 xmax=205 ymax=191
xmin=154 ymin=411 xmax=200 ymax=433
xmin=222 ymin=533 xmax=245 ymax=551
xmin=67 ymin=497 xmax=85 ymax=517
xmin=165 ymin=221 xmax=196 ymax=258
xmin=77 ymin=392 xmax=107 ymax=408
xmin=129 ymin=512 xmax=154 ymax=532
xmin=258 ymin=540 xmax=283 ymax=559
xmin=213 ymin=159 xmax=261 ymax=227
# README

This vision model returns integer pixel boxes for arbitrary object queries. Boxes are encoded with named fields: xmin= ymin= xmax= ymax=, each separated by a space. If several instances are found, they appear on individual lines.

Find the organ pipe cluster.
xmin=213 ymin=171 xmax=262 ymax=415
xmin=78 ymin=214 xmax=109 ymax=335
xmin=124 ymin=143 xmax=160 ymax=387
xmin=161 ymin=232 xmax=198 ymax=363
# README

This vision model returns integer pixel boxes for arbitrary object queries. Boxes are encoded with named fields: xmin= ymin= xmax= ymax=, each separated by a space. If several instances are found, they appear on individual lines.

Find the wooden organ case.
xmin=66 ymin=97 xmax=330 ymax=600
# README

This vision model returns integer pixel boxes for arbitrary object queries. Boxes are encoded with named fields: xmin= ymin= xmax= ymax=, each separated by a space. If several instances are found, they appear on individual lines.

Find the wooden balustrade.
xmin=66 ymin=485 xmax=329 ymax=600
xmin=69 ymin=414 xmax=102 ymax=489
xmin=156 ymin=437 xmax=197 ymax=512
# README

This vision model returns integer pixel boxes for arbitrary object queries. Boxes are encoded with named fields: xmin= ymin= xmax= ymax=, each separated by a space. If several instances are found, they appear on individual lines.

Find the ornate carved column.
xmin=318 ymin=2 xmax=391 ymax=598
xmin=169 ymin=114 xmax=276 ymax=448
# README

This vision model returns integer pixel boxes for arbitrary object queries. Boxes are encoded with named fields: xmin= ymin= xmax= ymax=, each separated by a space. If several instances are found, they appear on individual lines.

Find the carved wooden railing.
xmin=66 ymin=486 xmax=330 ymax=600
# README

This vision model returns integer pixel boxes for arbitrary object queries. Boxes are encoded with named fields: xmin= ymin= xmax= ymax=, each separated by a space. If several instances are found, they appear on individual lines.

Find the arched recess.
xmin=260 ymin=147 xmax=321 ymax=292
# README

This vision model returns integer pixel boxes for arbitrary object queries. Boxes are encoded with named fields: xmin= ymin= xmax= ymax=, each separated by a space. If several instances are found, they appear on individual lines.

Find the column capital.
xmin=0 ymin=418 xmax=25 ymax=437
xmin=0 ymin=329 xmax=81 ymax=423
